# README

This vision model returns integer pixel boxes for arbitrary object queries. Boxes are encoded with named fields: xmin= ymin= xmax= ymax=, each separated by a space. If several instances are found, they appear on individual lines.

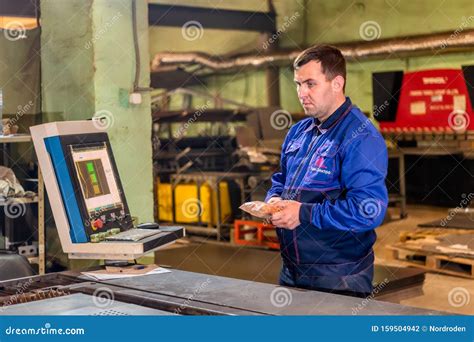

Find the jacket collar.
xmin=304 ymin=97 xmax=352 ymax=134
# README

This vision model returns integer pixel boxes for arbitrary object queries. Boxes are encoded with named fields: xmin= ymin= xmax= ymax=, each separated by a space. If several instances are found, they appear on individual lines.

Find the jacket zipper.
xmin=283 ymin=105 xmax=353 ymax=266
xmin=283 ymin=131 xmax=319 ymax=266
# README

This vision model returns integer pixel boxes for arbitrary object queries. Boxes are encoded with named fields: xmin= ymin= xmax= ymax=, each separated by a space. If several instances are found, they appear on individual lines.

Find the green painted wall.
xmin=304 ymin=0 xmax=474 ymax=112
xmin=0 ymin=27 xmax=41 ymax=176
xmin=0 ymin=28 xmax=40 ymax=116
xmin=91 ymin=0 xmax=154 ymax=224
xmin=149 ymin=0 xmax=474 ymax=114
xmin=42 ymin=0 xmax=153 ymax=225
xmin=41 ymin=0 xmax=96 ymax=122
xmin=40 ymin=0 xmax=154 ymax=268
xmin=148 ymin=0 xmax=304 ymax=111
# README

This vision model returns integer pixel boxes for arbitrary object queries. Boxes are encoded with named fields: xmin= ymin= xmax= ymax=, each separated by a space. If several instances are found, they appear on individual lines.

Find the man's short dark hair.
xmin=293 ymin=45 xmax=346 ymax=91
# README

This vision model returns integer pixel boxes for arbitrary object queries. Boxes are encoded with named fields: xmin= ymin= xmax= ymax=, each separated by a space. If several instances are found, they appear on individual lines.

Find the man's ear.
xmin=332 ymin=75 xmax=345 ymax=92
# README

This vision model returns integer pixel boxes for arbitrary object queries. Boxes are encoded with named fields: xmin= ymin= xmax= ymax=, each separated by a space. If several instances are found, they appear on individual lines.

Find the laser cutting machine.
xmin=0 ymin=120 xmax=448 ymax=316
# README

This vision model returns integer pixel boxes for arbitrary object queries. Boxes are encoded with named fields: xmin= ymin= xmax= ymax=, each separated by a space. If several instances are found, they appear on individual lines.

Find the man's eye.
xmin=308 ymin=83 xmax=315 ymax=88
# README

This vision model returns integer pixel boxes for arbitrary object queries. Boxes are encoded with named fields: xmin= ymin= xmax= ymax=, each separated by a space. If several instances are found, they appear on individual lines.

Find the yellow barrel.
xmin=157 ymin=182 xmax=232 ymax=225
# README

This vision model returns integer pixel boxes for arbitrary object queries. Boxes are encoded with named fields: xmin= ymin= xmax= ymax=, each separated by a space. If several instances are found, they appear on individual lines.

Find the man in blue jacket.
xmin=266 ymin=45 xmax=388 ymax=297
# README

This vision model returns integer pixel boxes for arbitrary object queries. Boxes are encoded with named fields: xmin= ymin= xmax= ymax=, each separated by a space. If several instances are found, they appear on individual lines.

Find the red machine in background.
xmin=374 ymin=66 xmax=474 ymax=134
xmin=373 ymin=66 xmax=474 ymax=212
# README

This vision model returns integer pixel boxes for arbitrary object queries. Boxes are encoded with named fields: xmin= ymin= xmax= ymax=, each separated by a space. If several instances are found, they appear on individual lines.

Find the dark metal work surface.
xmin=154 ymin=242 xmax=426 ymax=295
xmin=0 ymin=272 xmax=82 ymax=299
xmin=0 ymin=293 xmax=176 ymax=316
xmin=373 ymin=266 xmax=425 ymax=295
xmin=148 ymin=4 xmax=276 ymax=32
xmin=98 ymin=269 xmax=444 ymax=315
xmin=0 ymin=268 xmax=444 ymax=316
xmin=72 ymin=282 xmax=260 ymax=316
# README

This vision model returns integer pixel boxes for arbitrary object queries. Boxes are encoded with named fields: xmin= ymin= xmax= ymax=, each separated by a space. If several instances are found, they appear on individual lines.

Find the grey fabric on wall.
xmin=0 ymin=27 xmax=40 ymax=115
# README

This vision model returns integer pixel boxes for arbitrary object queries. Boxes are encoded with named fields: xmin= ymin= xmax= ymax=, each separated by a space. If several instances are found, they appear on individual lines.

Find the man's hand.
xmin=270 ymin=200 xmax=302 ymax=230
xmin=267 ymin=196 xmax=282 ymax=204
xmin=264 ymin=197 xmax=282 ymax=224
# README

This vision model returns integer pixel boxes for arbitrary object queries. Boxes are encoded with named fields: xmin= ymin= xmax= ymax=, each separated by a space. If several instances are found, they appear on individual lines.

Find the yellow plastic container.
xmin=157 ymin=182 xmax=232 ymax=226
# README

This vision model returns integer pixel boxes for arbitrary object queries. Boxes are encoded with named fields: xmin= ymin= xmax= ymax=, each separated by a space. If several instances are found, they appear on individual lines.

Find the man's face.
xmin=294 ymin=60 xmax=341 ymax=119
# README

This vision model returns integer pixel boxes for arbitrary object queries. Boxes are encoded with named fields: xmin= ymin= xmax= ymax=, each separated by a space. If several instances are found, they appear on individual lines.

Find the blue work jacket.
xmin=266 ymin=97 xmax=388 ymax=294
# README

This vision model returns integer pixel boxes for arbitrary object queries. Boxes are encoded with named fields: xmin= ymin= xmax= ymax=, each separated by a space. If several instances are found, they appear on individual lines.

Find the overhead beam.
xmin=150 ymin=69 xmax=203 ymax=90
xmin=0 ymin=0 xmax=38 ymax=17
xmin=148 ymin=4 xmax=276 ymax=32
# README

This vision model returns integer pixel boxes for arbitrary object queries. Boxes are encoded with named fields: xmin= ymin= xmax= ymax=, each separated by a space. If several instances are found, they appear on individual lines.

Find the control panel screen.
xmin=76 ymin=159 xmax=110 ymax=198
xmin=70 ymin=143 xmax=123 ymax=214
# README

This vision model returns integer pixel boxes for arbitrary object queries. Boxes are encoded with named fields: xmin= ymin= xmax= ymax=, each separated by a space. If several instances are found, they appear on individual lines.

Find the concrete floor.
xmin=156 ymin=205 xmax=473 ymax=315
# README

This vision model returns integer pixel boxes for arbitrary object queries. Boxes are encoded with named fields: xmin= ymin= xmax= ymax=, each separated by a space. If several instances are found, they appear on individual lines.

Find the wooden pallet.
xmin=399 ymin=228 xmax=473 ymax=242
xmin=386 ymin=244 xmax=474 ymax=279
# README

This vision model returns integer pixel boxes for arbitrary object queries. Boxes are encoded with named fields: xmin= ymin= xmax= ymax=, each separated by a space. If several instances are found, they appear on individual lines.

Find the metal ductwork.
xmin=151 ymin=29 xmax=474 ymax=72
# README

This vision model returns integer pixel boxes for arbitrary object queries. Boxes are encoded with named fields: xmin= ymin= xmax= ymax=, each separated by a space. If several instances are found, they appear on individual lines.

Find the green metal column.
xmin=41 ymin=0 xmax=154 ymax=225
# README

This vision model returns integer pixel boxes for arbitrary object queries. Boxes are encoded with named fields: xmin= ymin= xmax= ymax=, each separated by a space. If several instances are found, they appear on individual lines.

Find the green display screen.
xmin=76 ymin=159 xmax=110 ymax=199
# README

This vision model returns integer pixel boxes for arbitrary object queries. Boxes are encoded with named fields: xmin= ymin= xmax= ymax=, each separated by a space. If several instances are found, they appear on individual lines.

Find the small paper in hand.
xmin=239 ymin=201 xmax=280 ymax=219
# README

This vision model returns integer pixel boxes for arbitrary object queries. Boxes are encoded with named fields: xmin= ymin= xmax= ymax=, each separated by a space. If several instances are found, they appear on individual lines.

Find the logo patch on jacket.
xmin=312 ymin=156 xmax=332 ymax=175
xmin=314 ymin=156 xmax=327 ymax=169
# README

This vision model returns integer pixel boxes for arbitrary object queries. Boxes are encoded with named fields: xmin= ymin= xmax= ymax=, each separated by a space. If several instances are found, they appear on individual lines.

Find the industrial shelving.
xmin=0 ymin=134 xmax=45 ymax=274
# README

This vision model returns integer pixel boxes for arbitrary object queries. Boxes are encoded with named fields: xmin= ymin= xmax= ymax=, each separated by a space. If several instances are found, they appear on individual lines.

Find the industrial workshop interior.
xmin=0 ymin=0 xmax=473 ymax=340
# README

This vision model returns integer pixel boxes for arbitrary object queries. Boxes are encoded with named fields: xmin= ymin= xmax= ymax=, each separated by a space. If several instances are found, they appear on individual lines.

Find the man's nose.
xmin=298 ymin=88 xmax=307 ymax=99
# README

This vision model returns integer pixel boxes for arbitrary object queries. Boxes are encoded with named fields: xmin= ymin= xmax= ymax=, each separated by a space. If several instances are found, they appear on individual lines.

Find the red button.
xmin=92 ymin=219 xmax=104 ymax=230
